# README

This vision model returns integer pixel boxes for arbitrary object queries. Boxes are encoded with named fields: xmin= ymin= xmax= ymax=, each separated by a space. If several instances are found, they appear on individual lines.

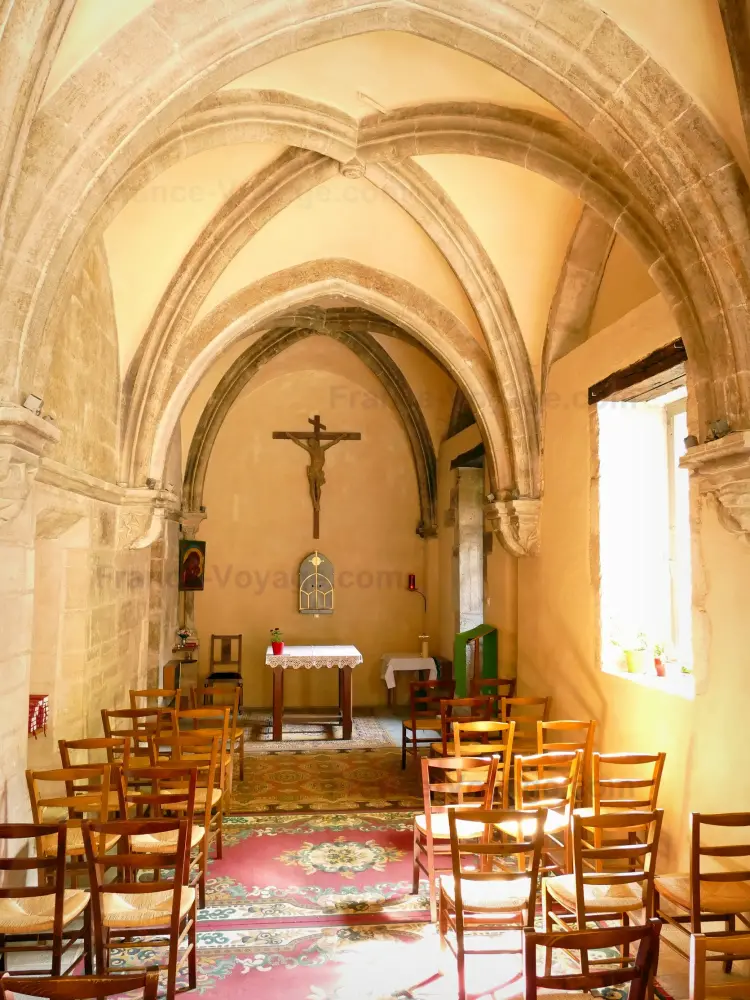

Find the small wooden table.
xmin=265 ymin=645 xmax=363 ymax=740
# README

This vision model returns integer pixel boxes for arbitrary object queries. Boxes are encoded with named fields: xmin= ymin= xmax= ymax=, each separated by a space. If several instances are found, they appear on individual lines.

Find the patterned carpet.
xmin=230 ymin=748 xmax=422 ymax=813
xmin=241 ymin=713 xmax=394 ymax=753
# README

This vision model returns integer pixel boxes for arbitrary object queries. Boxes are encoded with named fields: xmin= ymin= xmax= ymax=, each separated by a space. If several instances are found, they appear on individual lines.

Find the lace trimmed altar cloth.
xmin=265 ymin=645 xmax=363 ymax=669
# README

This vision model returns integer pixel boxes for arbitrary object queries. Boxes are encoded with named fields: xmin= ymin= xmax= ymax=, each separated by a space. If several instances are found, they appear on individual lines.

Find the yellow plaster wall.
xmin=589 ymin=236 xmax=659 ymax=338
xmin=519 ymin=292 xmax=750 ymax=870
xmin=194 ymin=336 xmax=435 ymax=707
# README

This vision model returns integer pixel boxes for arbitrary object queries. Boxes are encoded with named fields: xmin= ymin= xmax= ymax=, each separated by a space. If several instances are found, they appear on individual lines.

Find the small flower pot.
xmin=654 ymin=657 xmax=666 ymax=678
xmin=272 ymin=641 xmax=284 ymax=655
xmin=624 ymin=649 xmax=648 ymax=674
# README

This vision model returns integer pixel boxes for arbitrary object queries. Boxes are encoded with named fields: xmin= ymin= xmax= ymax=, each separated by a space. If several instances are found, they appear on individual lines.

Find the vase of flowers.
xmin=270 ymin=627 xmax=284 ymax=655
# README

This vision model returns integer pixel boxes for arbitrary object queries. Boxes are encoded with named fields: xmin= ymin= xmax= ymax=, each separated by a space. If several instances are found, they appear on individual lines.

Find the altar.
xmin=265 ymin=644 xmax=363 ymax=740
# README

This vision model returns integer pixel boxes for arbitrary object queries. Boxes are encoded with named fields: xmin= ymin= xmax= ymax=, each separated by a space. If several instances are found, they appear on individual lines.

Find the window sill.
xmin=601 ymin=665 xmax=695 ymax=700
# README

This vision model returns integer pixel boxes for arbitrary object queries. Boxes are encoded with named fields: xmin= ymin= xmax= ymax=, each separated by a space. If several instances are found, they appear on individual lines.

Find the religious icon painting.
xmin=299 ymin=550 xmax=334 ymax=614
xmin=179 ymin=539 xmax=206 ymax=591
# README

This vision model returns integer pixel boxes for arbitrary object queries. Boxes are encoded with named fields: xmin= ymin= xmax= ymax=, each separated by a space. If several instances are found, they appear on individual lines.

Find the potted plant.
xmin=624 ymin=633 xmax=649 ymax=674
xmin=653 ymin=643 xmax=666 ymax=678
xmin=270 ymin=627 xmax=284 ymax=655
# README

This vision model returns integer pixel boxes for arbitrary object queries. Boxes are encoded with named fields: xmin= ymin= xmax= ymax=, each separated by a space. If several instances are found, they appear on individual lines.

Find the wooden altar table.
xmin=265 ymin=645 xmax=363 ymax=740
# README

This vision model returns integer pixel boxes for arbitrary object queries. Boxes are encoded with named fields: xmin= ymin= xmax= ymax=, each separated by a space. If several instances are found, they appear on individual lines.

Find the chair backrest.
xmin=129 ymin=688 xmax=181 ymax=711
xmin=470 ymin=676 xmax=517 ymax=716
xmin=501 ymin=697 xmax=551 ymax=752
xmin=0 ymin=823 xmax=67 ymax=906
xmin=408 ymin=678 xmax=455 ymax=722
xmin=592 ymin=752 xmax=666 ymax=812
xmin=0 ymin=971 xmax=160 ymax=1000
xmin=523 ymin=920 xmax=661 ymax=1000
xmin=26 ymin=765 xmax=112 ymax=826
xmin=420 ymin=756 xmax=498 ymax=840
xmin=691 ymin=933 xmax=750 ymax=1000
xmin=190 ymin=685 xmax=241 ymax=742
xmin=58 ymin=737 xmax=127 ymax=770
xmin=538 ymin=719 xmax=596 ymax=804
xmin=451 ymin=720 xmax=516 ymax=807
xmin=153 ymin=730 xmax=220 ymax=826
xmin=514 ymin=750 xmax=583 ymax=818
xmin=210 ymin=634 xmax=242 ymax=670
xmin=82 ymin=818 xmax=191 ymax=927
xmin=437 ymin=696 xmax=491 ymax=754
xmin=448 ymin=807 xmax=546 ymax=915
xmin=571 ymin=809 xmax=664 ymax=917
xmin=690 ymin=812 xmax=750 ymax=930
xmin=117 ymin=765 xmax=197 ymax=823
xmin=101 ymin=708 xmax=175 ymax=756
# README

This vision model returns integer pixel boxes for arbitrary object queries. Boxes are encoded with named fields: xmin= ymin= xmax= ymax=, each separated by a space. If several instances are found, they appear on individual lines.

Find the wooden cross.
xmin=272 ymin=415 xmax=361 ymax=538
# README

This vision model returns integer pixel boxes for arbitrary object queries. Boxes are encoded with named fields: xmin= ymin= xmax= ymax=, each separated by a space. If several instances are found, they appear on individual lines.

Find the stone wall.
xmin=44 ymin=239 xmax=119 ymax=481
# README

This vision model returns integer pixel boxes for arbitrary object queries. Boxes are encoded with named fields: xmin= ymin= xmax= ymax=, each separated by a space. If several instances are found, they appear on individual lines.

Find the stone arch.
xmin=2 ymin=1 xmax=748 ymax=433
xmin=128 ymin=261 xmax=509 ymax=502
xmin=183 ymin=319 xmax=439 ymax=536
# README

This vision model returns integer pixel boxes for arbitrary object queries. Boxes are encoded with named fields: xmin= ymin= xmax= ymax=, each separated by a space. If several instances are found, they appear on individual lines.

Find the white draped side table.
xmin=381 ymin=653 xmax=438 ymax=706
xmin=265 ymin=644 xmax=363 ymax=740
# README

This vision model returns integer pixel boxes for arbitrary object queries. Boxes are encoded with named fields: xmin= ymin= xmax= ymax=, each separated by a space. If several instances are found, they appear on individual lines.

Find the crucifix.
xmin=273 ymin=415 xmax=361 ymax=538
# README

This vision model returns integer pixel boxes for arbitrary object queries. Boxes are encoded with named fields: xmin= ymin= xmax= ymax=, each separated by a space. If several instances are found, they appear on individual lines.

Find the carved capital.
xmin=180 ymin=507 xmax=206 ymax=540
xmin=0 ymin=405 xmax=60 ymax=526
xmin=681 ymin=431 xmax=750 ymax=537
xmin=485 ymin=497 xmax=541 ymax=557
xmin=118 ymin=487 xmax=180 ymax=549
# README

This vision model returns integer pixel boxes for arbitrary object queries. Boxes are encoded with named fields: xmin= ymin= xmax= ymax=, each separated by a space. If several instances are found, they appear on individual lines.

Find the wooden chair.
xmin=101 ymin=709 xmax=175 ymax=767
xmin=440 ymin=806 xmax=547 ymax=1000
xmin=58 ymin=739 xmax=127 ymax=816
xmin=523 ymin=919 xmax=661 ymax=1000
xmin=130 ymin=688 xmax=181 ymax=711
xmin=537 ymin=719 xmax=596 ymax=805
xmin=470 ymin=676 xmax=517 ymax=716
xmin=430 ymin=696 xmax=492 ymax=757
xmin=401 ymin=678 xmax=454 ymax=769
xmin=497 ymin=750 xmax=583 ymax=875
xmin=413 ymin=756 xmax=499 ymax=921
xmin=450 ymin=720 xmax=516 ymax=808
xmin=655 ymin=812 xmax=750 ymax=971
xmin=0 ymin=824 xmax=92 ymax=976
xmin=117 ymin=764 xmax=209 ymax=909
xmin=0 ymin=970 xmax=159 ymax=1000
xmin=690 ymin=932 xmax=750 ymax=1000
xmin=206 ymin=634 xmax=243 ymax=706
xmin=191 ymin=684 xmax=244 ymax=781
xmin=177 ymin=706 xmax=231 ymax=806
xmin=153 ymin=730 xmax=224 ymax=863
xmin=542 ymin=809 xmax=664 ymax=974
xmin=501 ymin=696 xmax=551 ymax=756
xmin=26 ymin=765 xmax=119 ymax=881
xmin=82 ymin=819 xmax=196 ymax=1000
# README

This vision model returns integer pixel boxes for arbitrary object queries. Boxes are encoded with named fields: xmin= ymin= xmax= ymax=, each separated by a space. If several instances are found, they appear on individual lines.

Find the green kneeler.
xmin=453 ymin=623 xmax=499 ymax=697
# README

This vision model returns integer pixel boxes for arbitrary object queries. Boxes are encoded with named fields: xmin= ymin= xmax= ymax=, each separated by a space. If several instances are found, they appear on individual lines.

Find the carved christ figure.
xmin=272 ymin=415 xmax=361 ymax=538
xmin=285 ymin=431 xmax=348 ymax=514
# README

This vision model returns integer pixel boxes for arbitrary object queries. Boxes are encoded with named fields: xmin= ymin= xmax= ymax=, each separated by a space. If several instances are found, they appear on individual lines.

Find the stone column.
xmin=0 ymin=405 xmax=59 ymax=822
xmin=453 ymin=467 xmax=484 ymax=635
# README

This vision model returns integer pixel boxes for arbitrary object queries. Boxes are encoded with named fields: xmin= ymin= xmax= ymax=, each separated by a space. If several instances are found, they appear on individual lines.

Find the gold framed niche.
xmin=299 ymin=551 xmax=334 ymax=614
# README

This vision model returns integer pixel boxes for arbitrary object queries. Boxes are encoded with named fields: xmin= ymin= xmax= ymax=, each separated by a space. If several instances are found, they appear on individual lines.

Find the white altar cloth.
xmin=265 ymin=645 xmax=363 ymax=669
xmin=381 ymin=653 xmax=437 ymax=690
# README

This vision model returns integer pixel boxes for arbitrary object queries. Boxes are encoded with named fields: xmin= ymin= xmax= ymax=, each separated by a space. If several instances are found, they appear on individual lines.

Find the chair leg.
xmin=239 ymin=733 xmax=245 ymax=780
xmin=724 ymin=914 xmax=736 ymax=972
xmin=427 ymin=845 xmax=437 ymax=922
xmin=188 ymin=906 xmax=198 ymax=990
xmin=83 ymin=904 xmax=94 ymax=975
xmin=199 ymin=842 xmax=207 ymax=909
xmin=215 ymin=806 xmax=224 ymax=859
xmin=401 ymin=727 xmax=407 ymax=769
xmin=542 ymin=883 xmax=553 ymax=976
xmin=166 ymin=920 xmax=181 ymax=1000
xmin=412 ymin=825 xmax=421 ymax=894
xmin=456 ymin=917 xmax=466 ymax=1000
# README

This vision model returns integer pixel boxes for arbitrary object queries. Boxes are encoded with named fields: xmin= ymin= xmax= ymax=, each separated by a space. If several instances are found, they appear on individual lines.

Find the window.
xmin=597 ymin=385 xmax=693 ymax=693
